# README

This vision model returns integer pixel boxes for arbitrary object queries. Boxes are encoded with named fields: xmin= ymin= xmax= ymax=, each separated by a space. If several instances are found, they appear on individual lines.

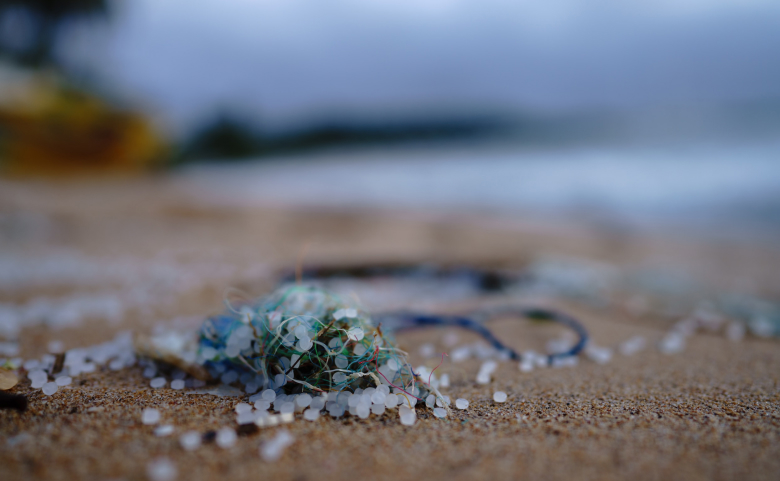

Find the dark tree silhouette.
xmin=0 ymin=0 xmax=108 ymax=67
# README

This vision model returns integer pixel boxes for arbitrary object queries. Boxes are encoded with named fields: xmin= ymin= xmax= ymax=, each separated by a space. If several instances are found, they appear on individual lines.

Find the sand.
xmin=1 ymin=178 xmax=779 ymax=481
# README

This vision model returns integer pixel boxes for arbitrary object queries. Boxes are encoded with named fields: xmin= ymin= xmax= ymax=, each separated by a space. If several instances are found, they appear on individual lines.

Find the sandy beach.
xmin=1 ymin=178 xmax=779 ymax=481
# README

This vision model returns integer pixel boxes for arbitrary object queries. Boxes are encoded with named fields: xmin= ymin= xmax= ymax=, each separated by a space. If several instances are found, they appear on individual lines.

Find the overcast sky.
xmin=62 ymin=0 xmax=780 ymax=132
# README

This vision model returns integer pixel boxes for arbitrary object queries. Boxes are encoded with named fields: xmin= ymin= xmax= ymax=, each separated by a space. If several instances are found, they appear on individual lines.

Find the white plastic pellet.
xmin=347 ymin=327 xmax=364 ymax=341
xmin=297 ymin=337 xmax=313 ymax=351
xmin=426 ymin=394 xmax=436 ymax=408
xmin=303 ymin=409 xmax=320 ymax=421
xmin=356 ymin=404 xmax=370 ymax=419
xmin=179 ymin=431 xmax=201 ymax=451
xmin=399 ymin=406 xmax=416 ymax=426
xmin=433 ymin=407 xmax=447 ymax=418
xmin=619 ymin=336 xmax=646 ymax=356
xmin=371 ymin=403 xmax=385 ymax=415
xmin=371 ymin=390 xmax=386 ymax=405
xmin=235 ymin=403 xmax=252 ymax=414
xmin=659 ymin=333 xmax=685 ymax=354
xmin=170 ymin=379 xmax=185 ymax=390
xmin=260 ymin=430 xmax=294 ymax=462
xmin=154 ymin=425 xmax=175 ymax=437
xmin=584 ymin=345 xmax=613 ymax=365
xmin=216 ymin=427 xmax=237 ymax=449
xmin=254 ymin=400 xmax=271 ymax=411
xmin=150 ymin=377 xmax=167 ymax=389
xmin=335 ymin=355 xmax=348 ymax=369
xmin=261 ymin=389 xmax=276 ymax=402
xmin=279 ymin=402 xmax=295 ymax=414
xmin=493 ymin=391 xmax=508 ymax=403
xmin=295 ymin=393 xmax=312 ymax=408
xmin=40 ymin=381 xmax=58 ymax=396
xmin=310 ymin=396 xmax=326 ymax=410
xmin=142 ymin=408 xmax=161 ymax=425
xmin=237 ymin=411 xmax=258 ymax=425
xmin=455 ymin=398 xmax=469 ymax=410
xmin=147 ymin=458 xmax=177 ymax=481
xmin=384 ymin=394 xmax=399 ymax=409
xmin=28 ymin=370 xmax=47 ymax=384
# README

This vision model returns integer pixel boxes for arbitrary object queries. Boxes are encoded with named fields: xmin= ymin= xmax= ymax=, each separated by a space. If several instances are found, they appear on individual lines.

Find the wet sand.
xmin=1 ymin=178 xmax=779 ymax=481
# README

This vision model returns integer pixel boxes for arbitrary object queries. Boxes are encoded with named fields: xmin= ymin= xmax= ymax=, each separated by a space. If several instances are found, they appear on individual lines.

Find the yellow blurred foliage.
xmin=0 ymin=73 xmax=166 ymax=177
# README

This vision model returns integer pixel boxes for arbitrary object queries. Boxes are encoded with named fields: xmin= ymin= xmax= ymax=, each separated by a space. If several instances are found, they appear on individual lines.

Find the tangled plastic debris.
xmin=190 ymin=285 xmax=449 ymax=423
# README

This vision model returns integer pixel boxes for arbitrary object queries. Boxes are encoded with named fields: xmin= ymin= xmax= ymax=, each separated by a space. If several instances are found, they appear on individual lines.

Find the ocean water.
xmin=180 ymin=140 xmax=780 ymax=241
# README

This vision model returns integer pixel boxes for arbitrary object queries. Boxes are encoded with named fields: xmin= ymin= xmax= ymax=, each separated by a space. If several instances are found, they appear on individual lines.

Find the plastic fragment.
xmin=493 ymin=391 xmax=507 ymax=403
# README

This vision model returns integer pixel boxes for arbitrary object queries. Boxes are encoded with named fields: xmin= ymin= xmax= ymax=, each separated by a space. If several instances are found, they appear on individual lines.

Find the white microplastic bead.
xmin=295 ymin=393 xmax=312 ymax=408
xmin=433 ymin=407 xmax=447 ymax=418
xmin=279 ymin=402 xmax=295 ymax=414
xmin=235 ymin=403 xmax=252 ymax=414
xmin=154 ymin=425 xmax=175 ymax=437
xmin=371 ymin=390 xmax=386 ymax=405
xmin=493 ymin=391 xmax=508 ymax=403
xmin=147 ymin=458 xmax=177 ymax=481
xmin=455 ymin=398 xmax=469 ymax=410
xmin=179 ymin=431 xmax=201 ymax=451
xmin=371 ymin=403 xmax=385 ymax=415
xmin=303 ymin=408 xmax=320 ymax=421
xmin=399 ymin=407 xmax=416 ymax=426
xmin=237 ymin=411 xmax=258 ymax=425
xmin=142 ymin=408 xmax=161 ymax=425
xmin=216 ymin=428 xmax=237 ymax=449
xmin=384 ymin=394 xmax=399 ymax=408
xmin=297 ymin=337 xmax=313 ymax=351
xmin=170 ymin=379 xmax=185 ymax=390
xmin=150 ymin=377 xmax=167 ymax=389
xmin=335 ymin=355 xmax=348 ymax=369
xmin=42 ymin=382 xmax=58 ymax=396
xmin=310 ymin=396 xmax=326 ymax=410
xmin=261 ymin=389 xmax=276 ymax=402
xmin=55 ymin=376 xmax=72 ymax=386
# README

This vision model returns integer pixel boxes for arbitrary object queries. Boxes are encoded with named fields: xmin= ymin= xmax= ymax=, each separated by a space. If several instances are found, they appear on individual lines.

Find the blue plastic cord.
xmin=377 ymin=307 xmax=589 ymax=365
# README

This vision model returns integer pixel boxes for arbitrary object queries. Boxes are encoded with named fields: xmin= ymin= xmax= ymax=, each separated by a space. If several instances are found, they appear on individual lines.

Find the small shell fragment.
xmin=0 ymin=368 xmax=19 ymax=390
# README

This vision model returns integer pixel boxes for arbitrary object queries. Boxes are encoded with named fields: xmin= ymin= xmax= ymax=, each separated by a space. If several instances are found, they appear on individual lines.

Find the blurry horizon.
xmin=1 ymin=0 xmax=779 ymax=240
xmin=52 ymin=0 xmax=780 ymax=137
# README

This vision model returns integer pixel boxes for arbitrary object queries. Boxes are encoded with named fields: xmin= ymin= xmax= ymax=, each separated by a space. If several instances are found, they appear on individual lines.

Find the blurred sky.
xmin=59 ymin=0 xmax=780 ymax=133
